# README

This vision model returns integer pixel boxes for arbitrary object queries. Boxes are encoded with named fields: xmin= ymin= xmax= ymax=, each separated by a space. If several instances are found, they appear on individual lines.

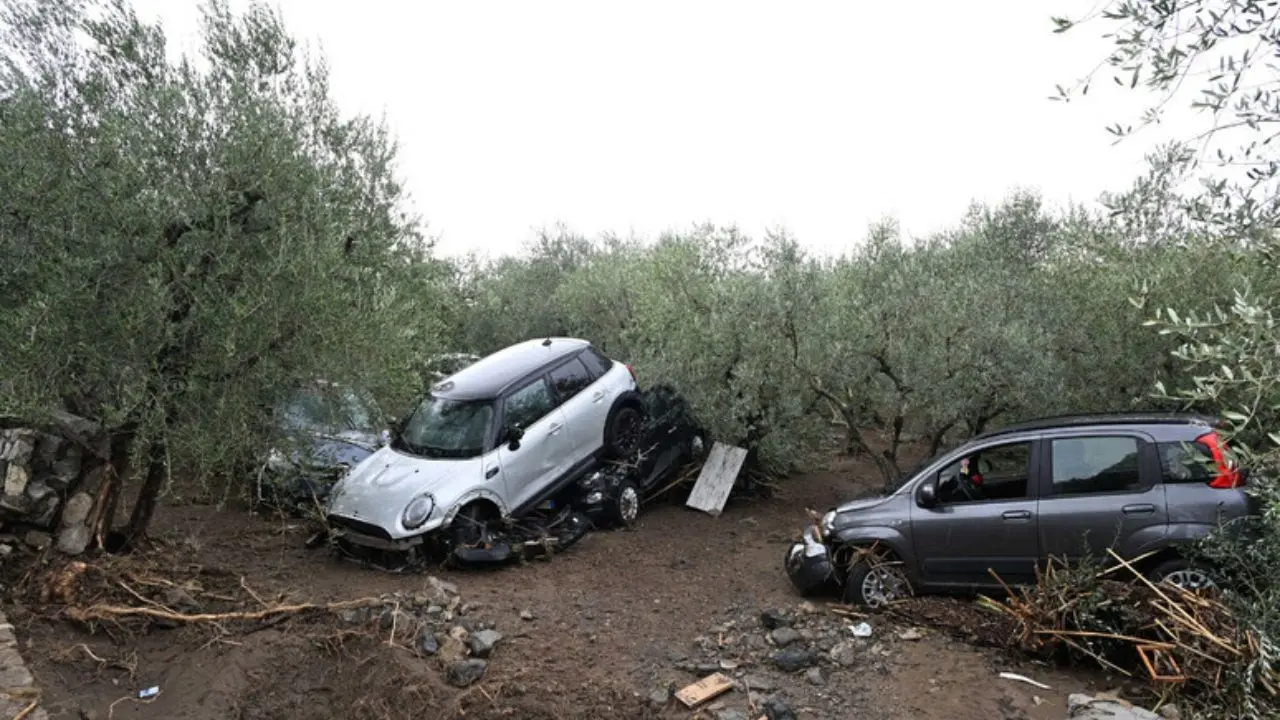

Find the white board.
xmin=685 ymin=442 xmax=747 ymax=517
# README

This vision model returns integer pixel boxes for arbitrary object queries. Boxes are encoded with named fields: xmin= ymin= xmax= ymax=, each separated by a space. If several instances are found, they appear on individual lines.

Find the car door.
xmin=909 ymin=437 xmax=1043 ymax=588
xmin=1035 ymin=430 xmax=1169 ymax=564
xmin=495 ymin=376 xmax=574 ymax=512
xmin=547 ymin=355 xmax=605 ymax=464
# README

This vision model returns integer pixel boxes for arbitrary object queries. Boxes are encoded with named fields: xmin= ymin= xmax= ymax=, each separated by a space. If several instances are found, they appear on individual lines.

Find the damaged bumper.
xmin=784 ymin=524 xmax=836 ymax=595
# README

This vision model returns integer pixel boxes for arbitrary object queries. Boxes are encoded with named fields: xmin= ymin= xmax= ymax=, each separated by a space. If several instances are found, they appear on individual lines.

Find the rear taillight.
xmin=1196 ymin=431 xmax=1243 ymax=489
xmin=625 ymin=363 xmax=636 ymax=382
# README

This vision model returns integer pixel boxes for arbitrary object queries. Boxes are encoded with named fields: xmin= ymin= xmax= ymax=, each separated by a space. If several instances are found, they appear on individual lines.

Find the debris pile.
xmin=648 ymin=601 xmax=917 ymax=718
xmin=32 ymin=558 xmax=505 ymax=689
xmin=981 ymin=551 xmax=1279 ymax=700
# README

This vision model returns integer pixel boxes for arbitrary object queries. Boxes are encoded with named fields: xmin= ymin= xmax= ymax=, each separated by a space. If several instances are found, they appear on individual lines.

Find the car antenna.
xmin=542 ymin=337 xmax=552 ymax=346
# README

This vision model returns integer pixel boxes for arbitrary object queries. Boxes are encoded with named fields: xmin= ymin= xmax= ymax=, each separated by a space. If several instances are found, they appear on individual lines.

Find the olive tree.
xmin=0 ymin=0 xmax=444 ymax=544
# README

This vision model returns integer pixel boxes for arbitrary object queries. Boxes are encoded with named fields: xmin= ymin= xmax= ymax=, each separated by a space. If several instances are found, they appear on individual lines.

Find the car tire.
xmin=841 ymin=558 xmax=913 ymax=609
xmin=604 ymin=404 xmax=644 ymax=458
xmin=1147 ymin=556 xmax=1219 ymax=591
xmin=604 ymin=479 xmax=642 ymax=529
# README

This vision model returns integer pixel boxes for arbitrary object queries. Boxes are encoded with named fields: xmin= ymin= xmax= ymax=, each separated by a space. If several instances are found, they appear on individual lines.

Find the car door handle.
xmin=1122 ymin=503 xmax=1156 ymax=516
xmin=591 ymin=391 xmax=604 ymax=402
xmin=485 ymin=467 xmax=499 ymax=479
xmin=549 ymin=422 xmax=562 ymax=434
xmin=1001 ymin=510 xmax=1032 ymax=520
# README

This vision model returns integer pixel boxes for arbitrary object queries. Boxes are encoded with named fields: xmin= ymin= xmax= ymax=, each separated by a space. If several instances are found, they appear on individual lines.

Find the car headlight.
xmin=402 ymin=494 xmax=436 ymax=529
xmin=820 ymin=510 xmax=836 ymax=538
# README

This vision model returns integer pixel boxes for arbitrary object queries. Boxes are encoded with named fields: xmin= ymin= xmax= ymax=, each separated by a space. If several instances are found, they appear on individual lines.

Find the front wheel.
xmin=842 ymin=558 xmax=913 ymax=609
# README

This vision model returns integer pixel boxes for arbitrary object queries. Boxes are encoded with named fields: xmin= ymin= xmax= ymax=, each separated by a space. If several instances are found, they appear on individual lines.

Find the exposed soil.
xmin=5 ymin=450 xmax=1121 ymax=720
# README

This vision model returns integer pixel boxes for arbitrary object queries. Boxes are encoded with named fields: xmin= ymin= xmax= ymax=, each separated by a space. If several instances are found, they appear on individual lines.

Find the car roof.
xmin=974 ymin=411 xmax=1219 ymax=442
xmin=432 ymin=337 xmax=592 ymax=401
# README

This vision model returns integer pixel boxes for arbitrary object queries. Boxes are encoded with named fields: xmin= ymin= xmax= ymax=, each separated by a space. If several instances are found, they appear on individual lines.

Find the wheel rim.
xmin=860 ymin=565 xmax=911 ymax=608
xmin=614 ymin=411 xmax=641 ymax=454
xmin=1162 ymin=568 xmax=1216 ymax=590
xmin=619 ymin=486 xmax=639 ymax=524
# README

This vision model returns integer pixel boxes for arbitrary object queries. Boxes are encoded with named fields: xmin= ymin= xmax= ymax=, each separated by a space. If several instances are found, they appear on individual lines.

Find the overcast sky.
xmin=126 ymin=0 xmax=1188 ymax=258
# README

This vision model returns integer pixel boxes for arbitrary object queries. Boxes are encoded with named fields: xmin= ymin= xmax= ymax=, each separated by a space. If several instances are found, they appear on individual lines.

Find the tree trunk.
xmin=124 ymin=435 xmax=168 ymax=543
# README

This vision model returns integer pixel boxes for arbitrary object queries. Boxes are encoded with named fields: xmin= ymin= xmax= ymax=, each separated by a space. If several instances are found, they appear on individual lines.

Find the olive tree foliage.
xmin=0 ymin=0 xmax=446 ymax=542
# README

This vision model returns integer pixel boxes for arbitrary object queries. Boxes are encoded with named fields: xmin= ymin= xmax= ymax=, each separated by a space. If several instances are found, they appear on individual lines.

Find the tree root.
xmin=66 ymin=596 xmax=384 ymax=625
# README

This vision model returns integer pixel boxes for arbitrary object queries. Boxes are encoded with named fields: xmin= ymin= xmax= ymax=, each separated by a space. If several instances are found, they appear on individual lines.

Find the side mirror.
xmin=504 ymin=425 xmax=525 ymax=450
xmin=917 ymin=479 xmax=939 ymax=509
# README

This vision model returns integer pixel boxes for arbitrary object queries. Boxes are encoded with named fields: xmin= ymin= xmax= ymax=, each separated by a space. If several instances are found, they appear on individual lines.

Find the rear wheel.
xmin=1148 ymin=557 xmax=1218 ymax=591
xmin=605 ymin=404 xmax=644 ymax=458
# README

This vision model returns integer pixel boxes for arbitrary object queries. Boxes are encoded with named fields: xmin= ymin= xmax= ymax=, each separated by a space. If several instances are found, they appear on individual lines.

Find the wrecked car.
xmin=321 ymin=337 xmax=661 ymax=567
xmin=786 ymin=413 xmax=1256 ymax=607
xmin=256 ymin=380 xmax=389 ymax=514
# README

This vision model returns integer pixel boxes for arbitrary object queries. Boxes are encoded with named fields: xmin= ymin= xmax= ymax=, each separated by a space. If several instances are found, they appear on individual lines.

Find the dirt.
xmin=5 ymin=451 xmax=1120 ymax=720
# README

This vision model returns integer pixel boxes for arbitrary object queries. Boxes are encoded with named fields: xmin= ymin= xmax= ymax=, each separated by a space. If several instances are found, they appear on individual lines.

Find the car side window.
xmin=579 ymin=348 xmax=613 ymax=379
xmin=1050 ymin=436 xmax=1144 ymax=495
xmin=936 ymin=441 xmax=1032 ymax=504
xmin=549 ymin=358 xmax=595 ymax=401
xmin=503 ymin=378 xmax=554 ymax=430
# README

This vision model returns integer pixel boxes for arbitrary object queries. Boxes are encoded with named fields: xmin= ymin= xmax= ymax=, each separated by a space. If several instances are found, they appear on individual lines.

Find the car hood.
xmin=834 ymin=493 xmax=892 ymax=515
xmin=325 ymin=446 xmax=482 ymax=535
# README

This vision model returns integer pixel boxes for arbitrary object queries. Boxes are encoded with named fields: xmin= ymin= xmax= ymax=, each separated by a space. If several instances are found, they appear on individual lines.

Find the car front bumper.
xmin=784 ymin=524 xmax=837 ymax=595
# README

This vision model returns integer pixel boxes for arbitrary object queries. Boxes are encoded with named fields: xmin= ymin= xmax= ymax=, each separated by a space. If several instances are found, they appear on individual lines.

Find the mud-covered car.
xmin=256 ymin=381 xmax=388 ymax=513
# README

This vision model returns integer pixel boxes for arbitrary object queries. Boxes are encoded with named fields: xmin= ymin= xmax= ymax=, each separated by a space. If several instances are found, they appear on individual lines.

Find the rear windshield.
xmin=1157 ymin=440 xmax=1216 ymax=483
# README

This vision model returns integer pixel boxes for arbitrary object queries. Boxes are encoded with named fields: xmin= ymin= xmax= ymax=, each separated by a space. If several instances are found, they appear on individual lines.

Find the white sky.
xmin=126 ymin=0 xmax=1191 ymax=259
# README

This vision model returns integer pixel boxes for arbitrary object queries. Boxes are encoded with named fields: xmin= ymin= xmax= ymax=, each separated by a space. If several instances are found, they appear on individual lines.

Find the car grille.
xmin=327 ymin=515 xmax=393 ymax=540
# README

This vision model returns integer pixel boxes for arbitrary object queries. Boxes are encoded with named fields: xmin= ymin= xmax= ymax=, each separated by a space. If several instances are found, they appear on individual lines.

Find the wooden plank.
xmin=685 ymin=442 xmax=747 ymax=517
xmin=675 ymin=672 xmax=734 ymax=708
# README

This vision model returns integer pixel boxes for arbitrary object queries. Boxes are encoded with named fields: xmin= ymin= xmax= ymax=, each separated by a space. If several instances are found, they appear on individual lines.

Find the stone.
xmin=770 ymin=647 xmax=816 ymax=673
xmin=762 ymin=696 xmax=797 ymax=720
xmin=427 ymin=576 xmax=459 ymax=595
xmin=339 ymin=607 xmax=371 ymax=625
xmin=740 ymin=674 xmax=777 ymax=693
xmin=61 ymin=492 xmax=93 ymax=528
xmin=35 ymin=433 xmax=64 ymax=467
xmin=27 ymin=481 xmax=58 ymax=527
xmin=805 ymin=666 xmax=826 ymax=686
xmin=4 ymin=464 xmax=29 ymax=498
xmin=416 ymin=630 xmax=439 ymax=655
xmin=760 ymin=608 xmax=790 ymax=630
xmin=1158 ymin=706 xmax=1180 ymax=720
xmin=56 ymin=525 xmax=91 ymax=555
xmin=898 ymin=627 xmax=924 ymax=641
xmin=0 ymin=432 xmax=34 ymax=464
xmin=1067 ymin=694 xmax=1161 ymax=720
xmin=163 ymin=587 xmax=202 ymax=612
xmin=520 ymin=609 xmax=535 ymax=621
xmin=647 ymin=686 xmax=671 ymax=707
xmin=468 ymin=629 xmax=503 ymax=658
xmin=23 ymin=530 xmax=51 ymax=551
xmin=829 ymin=641 xmax=858 ymax=667
xmin=446 ymin=658 xmax=488 ymax=687
xmin=768 ymin=627 xmax=803 ymax=647
xmin=714 ymin=709 xmax=749 ymax=720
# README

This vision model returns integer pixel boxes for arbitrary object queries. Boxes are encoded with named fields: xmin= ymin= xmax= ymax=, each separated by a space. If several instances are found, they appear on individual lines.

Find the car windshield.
xmin=396 ymin=395 xmax=495 ymax=459
xmin=281 ymin=386 xmax=376 ymax=434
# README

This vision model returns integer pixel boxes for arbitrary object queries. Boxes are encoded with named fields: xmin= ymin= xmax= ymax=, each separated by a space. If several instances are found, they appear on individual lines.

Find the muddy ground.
xmin=4 ymin=450 xmax=1126 ymax=720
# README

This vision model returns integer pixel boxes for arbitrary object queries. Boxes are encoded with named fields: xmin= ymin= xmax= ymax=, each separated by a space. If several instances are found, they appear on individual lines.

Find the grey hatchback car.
xmin=785 ymin=413 xmax=1257 ymax=607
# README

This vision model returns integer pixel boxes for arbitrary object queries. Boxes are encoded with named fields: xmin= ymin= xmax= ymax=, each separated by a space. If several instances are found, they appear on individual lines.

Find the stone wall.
xmin=0 ymin=427 xmax=94 ymax=555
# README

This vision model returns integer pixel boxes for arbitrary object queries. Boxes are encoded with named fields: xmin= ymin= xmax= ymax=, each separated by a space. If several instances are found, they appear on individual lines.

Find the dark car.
xmin=256 ymin=381 xmax=388 ymax=514
xmin=785 ymin=413 xmax=1257 ymax=607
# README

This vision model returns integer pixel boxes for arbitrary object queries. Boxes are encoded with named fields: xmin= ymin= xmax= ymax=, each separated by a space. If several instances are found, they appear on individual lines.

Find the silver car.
xmin=323 ymin=337 xmax=643 ymax=558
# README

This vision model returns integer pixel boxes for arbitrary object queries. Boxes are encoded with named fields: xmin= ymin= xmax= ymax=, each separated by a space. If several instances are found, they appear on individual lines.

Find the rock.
xmin=1067 ymin=694 xmax=1161 ymax=720
xmin=0 ymin=432 xmax=34 ymax=464
xmin=714 ymin=709 xmax=749 ymax=720
xmin=438 ymin=632 xmax=470 ymax=664
xmin=468 ymin=629 xmax=503 ymax=658
xmin=829 ymin=641 xmax=858 ymax=667
xmin=56 ymin=525 xmax=91 ymax=555
xmin=770 ymin=647 xmax=816 ymax=673
xmin=739 ymin=674 xmax=777 ymax=693
xmin=898 ymin=627 xmax=924 ymax=641
xmin=1158 ymin=706 xmax=1180 ymax=720
xmin=416 ymin=630 xmax=439 ymax=655
xmin=78 ymin=706 xmax=99 ymax=720
xmin=339 ymin=607 xmax=370 ymax=625
xmin=27 ymin=481 xmax=58 ymax=527
xmin=162 ymin=587 xmax=202 ymax=612
xmin=520 ymin=609 xmax=535 ymax=621
xmin=762 ymin=696 xmax=797 ymax=720
xmin=0 ymin=544 xmax=12 ymax=556
xmin=427 ymin=576 xmax=459 ymax=595
xmin=23 ymin=530 xmax=50 ymax=551
xmin=446 ymin=659 xmax=487 ymax=687
xmin=4 ymin=464 xmax=29 ymax=498
xmin=61 ymin=492 xmax=93 ymax=528
xmin=768 ymin=627 xmax=803 ymax=647
xmin=805 ymin=666 xmax=826 ymax=686
xmin=760 ymin=608 xmax=790 ymax=630
xmin=647 ymin=686 xmax=671 ymax=707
